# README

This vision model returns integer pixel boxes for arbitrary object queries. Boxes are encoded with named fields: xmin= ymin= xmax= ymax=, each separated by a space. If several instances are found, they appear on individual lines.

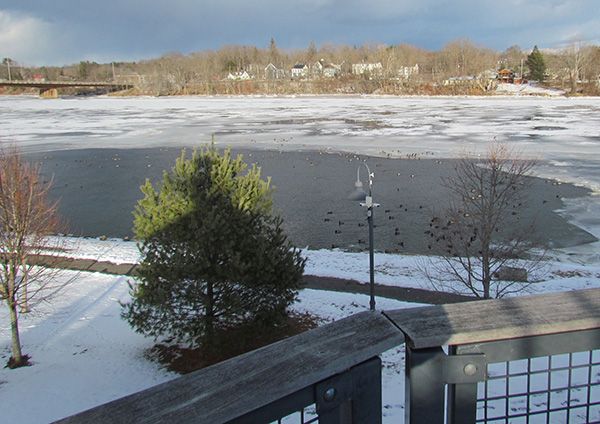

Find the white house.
xmin=323 ymin=63 xmax=342 ymax=78
xmin=398 ymin=64 xmax=419 ymax=79
xmin=352 ymin=63 xmax=383 ymax=77
xmin=264 ymin=63 xmax=286 ymax=79
xmin=227 ymin=71 xmax=252 ymax=80
xmin=291 ymin=64 xmax=308 ymax=78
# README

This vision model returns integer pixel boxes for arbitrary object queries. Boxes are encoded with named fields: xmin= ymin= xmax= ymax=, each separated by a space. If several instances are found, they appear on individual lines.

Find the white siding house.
xmin=291 ymin=64 xmax=308 ymax=78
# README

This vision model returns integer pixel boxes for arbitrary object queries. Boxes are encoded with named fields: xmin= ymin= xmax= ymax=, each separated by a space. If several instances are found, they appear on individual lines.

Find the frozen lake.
xmin=3 ymin=96 xmax=600 ymax=162
xmin=1 ymin=95 xmax=600 ymax=257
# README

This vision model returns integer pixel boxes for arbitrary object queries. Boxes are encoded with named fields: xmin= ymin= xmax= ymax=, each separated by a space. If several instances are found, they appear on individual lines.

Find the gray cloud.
xmin=1 ymin=0 xmax=597 ymax=66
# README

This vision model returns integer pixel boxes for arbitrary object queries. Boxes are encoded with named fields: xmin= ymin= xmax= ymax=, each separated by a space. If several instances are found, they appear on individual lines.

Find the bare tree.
xmin=588 ymin=46 xmax=600 ymax=92
xmin=161 ymin=52 xmax=195 ymax=93
xmin=306 ymin=40 xmax=317 ymax=64
xmin=0 ymin=143 xmax=66 ymax=368
xmin=268 ymin=38 xmax=284 ymax=67
xmin=422 ymin=143 xmax=543 ymax=299
xmin=560 ymin=39 xmax=592 ymax=94
xmin=501 ymin=45 xmax=526 ymax=73
xmin=395 ymin=43 xmax=427 ymax=67
xmin=439 ymin=38 xmax=497 ymax=78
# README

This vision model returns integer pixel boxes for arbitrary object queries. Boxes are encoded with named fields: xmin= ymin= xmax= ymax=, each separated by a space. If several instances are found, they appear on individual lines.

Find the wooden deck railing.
xmin=55 ymin=288 xmax=600 ymax=423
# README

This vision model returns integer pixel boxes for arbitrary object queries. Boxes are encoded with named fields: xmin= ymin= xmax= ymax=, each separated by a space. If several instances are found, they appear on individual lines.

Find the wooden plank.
xmin=385 ymin=288 xmax=600 ymax=349
xmin=55 ymin=311 xmax=404 ymax=424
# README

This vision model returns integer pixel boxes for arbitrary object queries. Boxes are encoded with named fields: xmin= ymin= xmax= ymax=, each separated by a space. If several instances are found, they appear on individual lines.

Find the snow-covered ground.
xmin=1 ymin=95 xmax=600 ymax=423
xmin=494 ymin=82 xmax=567 ymax=97
xmin=1 ymin=237 xmax=599 ymax=423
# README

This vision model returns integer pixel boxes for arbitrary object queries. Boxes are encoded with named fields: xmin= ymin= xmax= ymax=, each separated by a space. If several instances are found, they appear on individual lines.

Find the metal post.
xmin=316 ymin=357 xmax=382 ymax=424
xmin=447 ymin=346 xmax=479 ymax=423
xmin=405 ymin=346 xmax=447 ymax=424
xmin=349 ymin=162 xmax=376 ymax=311
xmin=368 ymin=204 xmax=375 ymax=311
xmin=364 ymin=163 xmax=375 ymax=312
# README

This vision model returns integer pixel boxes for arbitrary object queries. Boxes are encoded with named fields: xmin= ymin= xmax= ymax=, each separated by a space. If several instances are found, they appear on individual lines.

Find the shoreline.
xmin=0 ymin=90 xmax=578 ymax=99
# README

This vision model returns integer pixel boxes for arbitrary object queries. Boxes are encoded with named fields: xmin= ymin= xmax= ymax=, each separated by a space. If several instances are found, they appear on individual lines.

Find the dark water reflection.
xmin=28 ymin=148 xmax=596 ymax=254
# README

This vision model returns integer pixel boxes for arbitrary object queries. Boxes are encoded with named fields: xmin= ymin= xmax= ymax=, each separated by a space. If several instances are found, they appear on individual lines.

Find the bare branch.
xmin=422 ymin=142 xmax=545 ymax=299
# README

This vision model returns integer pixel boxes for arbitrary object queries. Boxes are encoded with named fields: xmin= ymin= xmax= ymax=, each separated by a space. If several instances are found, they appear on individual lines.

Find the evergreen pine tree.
xmin=122 ymin=143 xmax=305 ymax=349
xmin=526 ymin=46 xmax=547 ymax=82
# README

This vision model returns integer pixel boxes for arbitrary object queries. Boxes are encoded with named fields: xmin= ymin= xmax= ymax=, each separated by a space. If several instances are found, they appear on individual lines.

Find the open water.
xmin=26 ymin=147 xmax=596 ymax=255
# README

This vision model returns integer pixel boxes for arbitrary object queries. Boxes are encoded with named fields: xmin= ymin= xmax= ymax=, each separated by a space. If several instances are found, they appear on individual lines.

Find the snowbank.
xmin=493 ymin=82 xmax=566 ymax=96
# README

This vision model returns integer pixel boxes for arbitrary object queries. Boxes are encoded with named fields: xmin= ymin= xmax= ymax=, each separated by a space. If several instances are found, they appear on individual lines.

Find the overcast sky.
xmin=1 ymin=0 xmax=598 ymax=67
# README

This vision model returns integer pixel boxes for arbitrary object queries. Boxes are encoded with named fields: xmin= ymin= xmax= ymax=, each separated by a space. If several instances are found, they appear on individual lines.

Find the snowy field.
xmin=1 ymin=95 xmax=600 ymax=423
xmin=1 ymin=238 xmax=599 ymax=423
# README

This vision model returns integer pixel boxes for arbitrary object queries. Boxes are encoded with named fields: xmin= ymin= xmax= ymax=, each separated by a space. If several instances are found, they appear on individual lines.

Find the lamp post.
xmin=348 ymin=162 xmax=377 ymax=311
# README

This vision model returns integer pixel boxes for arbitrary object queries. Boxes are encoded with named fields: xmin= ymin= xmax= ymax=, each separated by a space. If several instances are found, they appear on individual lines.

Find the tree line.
xmin=2 ymin=37 xmax=600 ymax=96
